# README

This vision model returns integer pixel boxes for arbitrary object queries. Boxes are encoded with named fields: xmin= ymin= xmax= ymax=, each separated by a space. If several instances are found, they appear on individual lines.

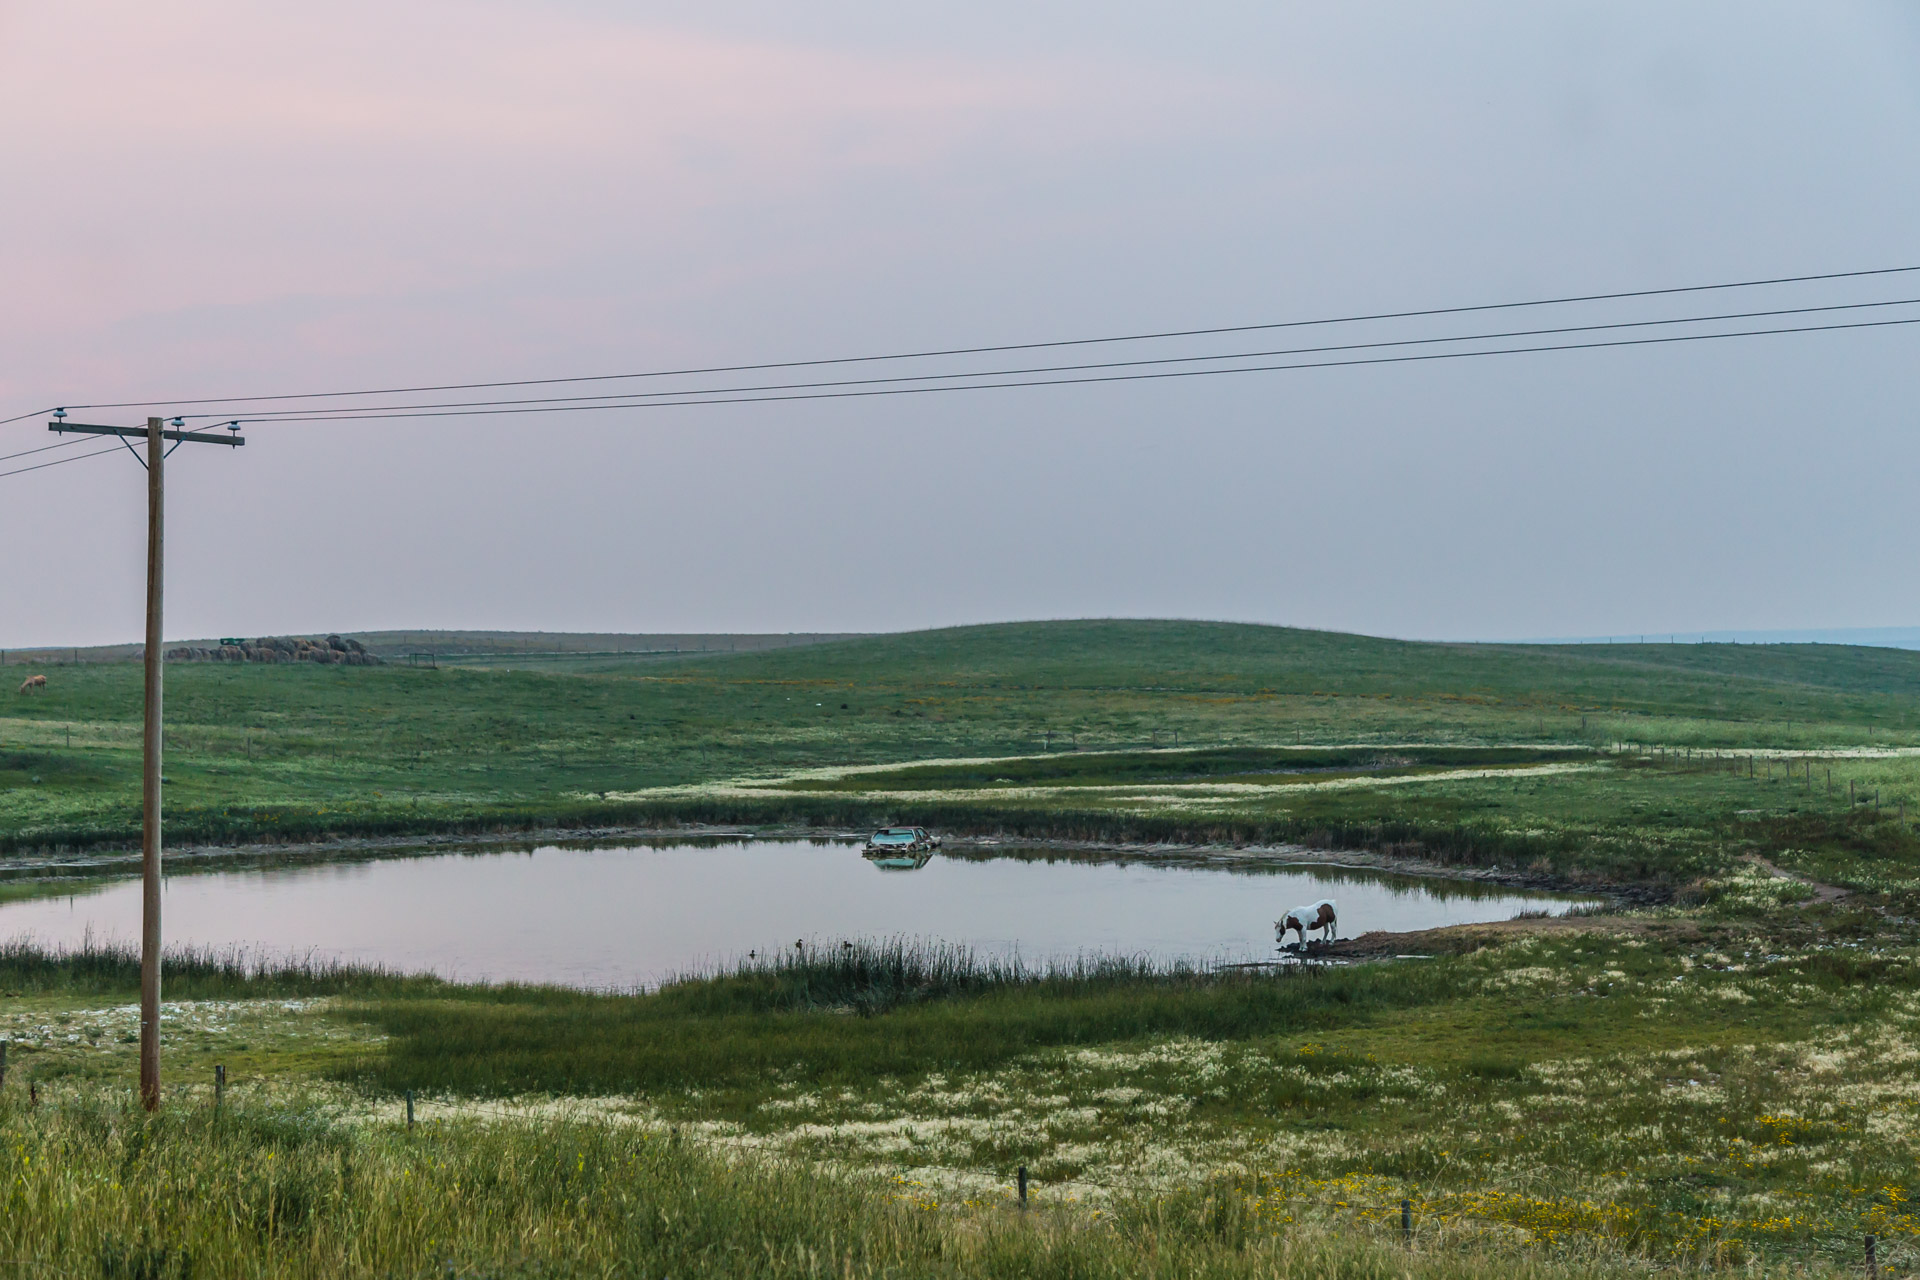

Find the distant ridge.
xmin=13 ymin=620 xmax=1920 ymax=668
xmin=1504 ymin=626 xmax=1920 ymax=650
xmin=0 ymin=630 xmax=869 ymax=666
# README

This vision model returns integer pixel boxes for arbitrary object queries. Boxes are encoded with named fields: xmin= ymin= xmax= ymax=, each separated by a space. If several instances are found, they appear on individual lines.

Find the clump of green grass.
xmin=340 ymin=940 xmax=1467 ymax=1100
xmin=0 ymin=936 xmax=438 ymax=1000
xmin=0 ymin=1085 xmax=1841 ymax=1278
xmin=784 ymin=745 xmax=1585 ymax=792
xmin=664 ymin=936 xmax=1188 ymax=1015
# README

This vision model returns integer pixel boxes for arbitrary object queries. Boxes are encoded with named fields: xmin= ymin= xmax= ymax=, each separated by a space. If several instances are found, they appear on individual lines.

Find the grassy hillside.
xmin=4 ymin=621 xmax=1920 ymax=887
xmin=6 ymin=901 xmax=1916 ymax=1273
xmin=9 ymin=623 xmax=1920 ymax=1274
xmin=722 ymin=621 xmax=1920 ymax=727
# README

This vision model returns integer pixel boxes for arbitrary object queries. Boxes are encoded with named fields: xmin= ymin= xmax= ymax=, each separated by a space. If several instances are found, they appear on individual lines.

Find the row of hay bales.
xmin=164 ymin=634 xmax=383 ymax=666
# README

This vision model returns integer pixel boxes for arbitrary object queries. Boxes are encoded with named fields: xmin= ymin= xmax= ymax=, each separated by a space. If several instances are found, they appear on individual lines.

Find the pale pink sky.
xmin=3 ymin=2 xmax=1918 ymax=646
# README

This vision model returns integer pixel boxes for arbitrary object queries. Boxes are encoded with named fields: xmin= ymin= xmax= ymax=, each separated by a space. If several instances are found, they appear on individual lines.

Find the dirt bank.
xmin=1320 ymin=913 xmax=1702 ymax=959
xmin=0 ymin=822 xmax=1633 ymax=902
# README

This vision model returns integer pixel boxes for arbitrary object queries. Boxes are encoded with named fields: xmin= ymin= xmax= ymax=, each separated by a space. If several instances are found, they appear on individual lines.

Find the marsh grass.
xmin=0 ymin=1085 xmax=1856 ymax=1278
xmin=776 ymin=745 xmax=1585 ymax=792
xmin=4 ymin=925 xmax=1919 ymax=1273
xmin=0 ymin=936 xmax=438 ymax=1000
xmin=340 ymin=939 xmax=1465 ymax=1100
xmin=663 ymin=936 xmax=1187 ymax=1015
xmin=13 ymin=624 xmax=1920 ymax=1270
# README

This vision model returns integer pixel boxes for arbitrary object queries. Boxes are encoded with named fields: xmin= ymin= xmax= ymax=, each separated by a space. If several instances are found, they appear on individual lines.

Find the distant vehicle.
xmin=863 ymin=826 xmax=940 ymax=870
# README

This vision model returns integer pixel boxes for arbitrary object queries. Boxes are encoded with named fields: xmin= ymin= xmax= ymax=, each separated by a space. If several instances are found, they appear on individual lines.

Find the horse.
xmin=17 ymin=674 xmax=46 ymax=694
xmin=1276 ymin=899 xmax=1338 ymax=951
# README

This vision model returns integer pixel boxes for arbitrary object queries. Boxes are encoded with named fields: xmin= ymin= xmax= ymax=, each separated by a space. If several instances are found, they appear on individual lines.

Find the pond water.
xmin=0 ymin=840 xmax=1595 ymax=990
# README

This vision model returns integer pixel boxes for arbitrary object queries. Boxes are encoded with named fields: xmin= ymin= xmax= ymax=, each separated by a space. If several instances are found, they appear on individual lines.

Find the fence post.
xmin=1401 ymin=1199 xmax=1412 ymax=1244
xmin=1018 ymin=1166 xmax=1028 ymax=1209
xmin=214 ymin=1064 xmax=225 ymax=1109
xmin=405 ymin=1090 xmax=414 ymax=1129
xmin=1867 ymin=1233 xmax=1877 ymax=1279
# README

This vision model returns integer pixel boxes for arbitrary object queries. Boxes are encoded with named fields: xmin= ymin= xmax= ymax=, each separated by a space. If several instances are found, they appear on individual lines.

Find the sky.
xmin=2 ymin=1 xmax=1917 ymax=648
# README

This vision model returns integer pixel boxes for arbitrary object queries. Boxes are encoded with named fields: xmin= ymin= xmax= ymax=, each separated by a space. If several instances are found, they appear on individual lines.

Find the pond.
xmin=0 ymin=840 xmax=1596 ymax=989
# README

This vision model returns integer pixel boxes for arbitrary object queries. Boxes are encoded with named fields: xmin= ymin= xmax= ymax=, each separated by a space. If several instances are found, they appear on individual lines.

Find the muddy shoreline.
xmin=0 ymin=820 xmax=1636 ymax=904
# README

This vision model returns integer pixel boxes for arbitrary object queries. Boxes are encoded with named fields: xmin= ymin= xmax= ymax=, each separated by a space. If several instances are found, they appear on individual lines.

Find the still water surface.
xmin=0 ymin=841 xmax=1594 ymax=989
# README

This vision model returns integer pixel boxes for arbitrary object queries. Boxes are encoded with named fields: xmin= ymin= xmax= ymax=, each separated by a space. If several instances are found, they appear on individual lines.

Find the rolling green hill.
xmin=4 ymin=620 xmax=1919 ymax=887
xmin=681 ymin=620 xmax=1920 ymax=724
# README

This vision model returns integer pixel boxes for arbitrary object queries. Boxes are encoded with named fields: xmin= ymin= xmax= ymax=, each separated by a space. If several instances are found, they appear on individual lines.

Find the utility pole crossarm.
xmin=51 ymin=421 xmax=244 ymax=447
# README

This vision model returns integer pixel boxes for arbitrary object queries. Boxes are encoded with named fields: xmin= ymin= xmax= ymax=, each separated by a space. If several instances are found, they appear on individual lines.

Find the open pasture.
xmin=7 ymin=621 xmax=1920 ymax=895
xmin=2 ymin=894 xmax=1917 ymax=1274
xmin=7 ymin=621 xmax=1920 ymax=1275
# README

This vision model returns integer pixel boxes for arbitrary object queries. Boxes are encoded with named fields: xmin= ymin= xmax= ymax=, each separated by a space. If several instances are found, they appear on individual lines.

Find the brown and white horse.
xmin=17 ymin=674 xmax=47 ymax=694
xmin=1277 ymin=899 xmax=1338 ymax=950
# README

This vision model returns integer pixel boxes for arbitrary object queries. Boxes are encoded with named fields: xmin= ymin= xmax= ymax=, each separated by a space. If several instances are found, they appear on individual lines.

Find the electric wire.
xmin=210 ymin=313 xmax=1920 ymax=425
xmin=0 ymin=436 xmax=90 ymax=465
xmin=37 ymin=263 xmax=1920 ymax=415
xmin=0 ymin=444 xmax=125 ymax=480
xmin=0 ymin=407 xmax=59 ymax=428
xmin=181 ymin=294 xmax=1920 ymax=423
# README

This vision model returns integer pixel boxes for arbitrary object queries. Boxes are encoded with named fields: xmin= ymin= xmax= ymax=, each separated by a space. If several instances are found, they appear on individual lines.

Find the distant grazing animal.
xmin=1277 ymin=899 xmax=1338 ymax=950
xmin=17 ymin=674 xmax=47 ymax=694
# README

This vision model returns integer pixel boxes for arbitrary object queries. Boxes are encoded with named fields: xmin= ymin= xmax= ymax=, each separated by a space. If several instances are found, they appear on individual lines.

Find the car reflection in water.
xmin=863 ymin=826 xmax=939 ymax=871
xmin=864 ymin=847 xmax=933 ymax=871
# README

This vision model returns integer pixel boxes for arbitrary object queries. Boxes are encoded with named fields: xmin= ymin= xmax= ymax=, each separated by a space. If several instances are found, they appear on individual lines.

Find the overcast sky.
xmin=3 ymin=2 xmax=1917 ymax=648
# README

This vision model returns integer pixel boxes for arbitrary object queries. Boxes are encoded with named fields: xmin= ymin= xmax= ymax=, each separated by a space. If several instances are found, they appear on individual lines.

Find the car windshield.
xmin=872 ymin=831 xmax=915 ymax=844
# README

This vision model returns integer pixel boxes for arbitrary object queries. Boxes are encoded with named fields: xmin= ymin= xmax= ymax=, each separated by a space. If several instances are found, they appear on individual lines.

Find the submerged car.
xmin=863 ymin=826 xmax=940 ymax=870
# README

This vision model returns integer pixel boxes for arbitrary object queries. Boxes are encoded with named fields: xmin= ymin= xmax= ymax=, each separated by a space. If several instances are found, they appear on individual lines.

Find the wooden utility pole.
xmin=50 ymin=413 xmax=243 ymax=1110
xmin=140 ymin=416 xmax=164 ymax=1110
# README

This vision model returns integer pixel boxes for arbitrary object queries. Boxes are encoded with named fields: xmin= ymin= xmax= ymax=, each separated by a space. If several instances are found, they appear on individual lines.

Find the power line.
xmin=0 ymin=436 xmax=91 ymax=464
xmin=0 ymin=407 xmax=59 ymax=428
xmin=0 ymin=444 xmax=123 ymax=480
xmin=184 ymin=294 xmax=1920 ymax=423
xmin=208 ymin=313 xmax=1920 ymax=425
xmin=37 ymin=263 xmax=1920 ymax=416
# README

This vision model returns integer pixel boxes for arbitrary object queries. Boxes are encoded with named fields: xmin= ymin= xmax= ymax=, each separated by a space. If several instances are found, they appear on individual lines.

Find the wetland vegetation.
xmin=6 ymin=621 xmax=1920 ymax=1274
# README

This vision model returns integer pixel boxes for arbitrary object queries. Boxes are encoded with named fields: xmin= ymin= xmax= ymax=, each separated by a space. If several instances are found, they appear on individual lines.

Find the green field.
xmin=6 ymin=620 xmax=1920 ymax=891
xmin=6 ymin=621 xmax=1920 ymax=1275
xmin=3 ymin=896 xmax=1914 ymax=1275
xmin=0 ymin=1077 xmax=1746 ymax=1280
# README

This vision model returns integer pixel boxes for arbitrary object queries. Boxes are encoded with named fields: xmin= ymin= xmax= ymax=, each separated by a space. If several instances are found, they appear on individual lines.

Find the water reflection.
xmin=863 ymin=848 xmax=934 ymax=872
xmin=0 ymin=839 xmax=1596 ymax=990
